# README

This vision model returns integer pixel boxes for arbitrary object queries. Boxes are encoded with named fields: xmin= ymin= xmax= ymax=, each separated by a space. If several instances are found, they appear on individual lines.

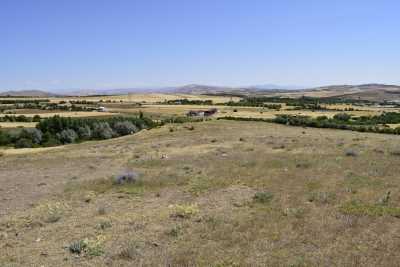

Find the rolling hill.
xmin=0 ymin=90 xmax=58 ymax=97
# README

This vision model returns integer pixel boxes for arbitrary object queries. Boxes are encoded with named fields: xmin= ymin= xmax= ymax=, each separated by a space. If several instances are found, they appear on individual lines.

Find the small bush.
xmin=113 ymin=121 xmax=138 ymax=136
xmin=377 ymin=191 xmax=391 ymax=206
xmin=19 ymin=128 xmax=42 ymax=144
xmin=345 ymin=149 xmax=358 ymax=157
xmin=97 ymin=206 xmax=107 ymax=215
xmin=97 ymin=220 xmax=112 ymax=230
xmin=307 ymin=192 xmax=335 ymax=204
xmin=390 ymin=149 xmax=400 ymax=156
xmin=57 ymin=129 xmax=78 ymax=144
xmin=15 ymin=138 xmax=33 ymax=148
xmin=0 ymin=131 xmax=11 ymax=146
xmin=166 ymin=225 xmax=181 ymax=237
xmin=69 ymin=240 xmax=87 ymax=254
xmin=253 ymin=191 xmax=274 ymax=203
xmin=92 ymin=122 xmax=115 ymax=139
xmin=171 ymin=204 xmax=199 ymax=219
xmin=78 ymin=125 xmax=92 ymax=140
xmin=114 ymin=171 xmax=139 ymax=185
xmin=119 ymin=241 xmax=141 ymax=260
xmin=333 ymin=113 xmax=351 ymax=121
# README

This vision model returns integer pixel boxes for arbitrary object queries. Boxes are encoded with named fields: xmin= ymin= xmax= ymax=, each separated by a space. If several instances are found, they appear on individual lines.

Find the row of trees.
xmin=0 ymin=99 xmax=50 ymax=104
xmin=225 ymin=96 xmax=373 ymax=108
xmin=163 ymin=99 xmax=213 ymax=105
xmin=0 ymin=115 xmax=156 ymax=148
xmin=0 ymin=115 xmax=42 ymax=122
xmin=218 ymin=112 xmax=400 ymax=135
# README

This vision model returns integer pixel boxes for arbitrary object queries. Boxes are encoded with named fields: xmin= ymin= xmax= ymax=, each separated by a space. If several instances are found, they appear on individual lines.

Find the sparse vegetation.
xmin=3 ymin=112 xmax=400 ymax=266
xmin=171 ymin=204 xmax=199 ymax=218
xmin=253 ymin=191 xmax=274 ymax=203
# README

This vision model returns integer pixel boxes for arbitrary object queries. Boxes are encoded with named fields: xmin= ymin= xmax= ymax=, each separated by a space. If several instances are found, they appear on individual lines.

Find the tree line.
xmin=218 ymin=112 xmax=400 ymax=135
xmin=0 ymin=115 xmax=157 ymax=148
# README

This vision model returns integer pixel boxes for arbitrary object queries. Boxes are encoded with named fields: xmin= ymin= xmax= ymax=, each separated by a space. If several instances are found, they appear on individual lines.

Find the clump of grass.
xmin=283 ymin=207 xmax=306 ymax=219
xmin=390 ymin=149 xmax=400 ymax=156
xmin=41 ymin=202 xmax=65 ymax=223
xmin=69 ymin=240 xmax=87 ymax=254
xmin=97 ymin=220 xmax=112 ymax=230
xmin=97 ymin=205 xmax=107 ymax=215
xmin=118 ymin=241 xmax=141 ymax=260
xmin=377 ymin=191 xmax=391 ymax=206
xmin=253 ymin=191 xmax=274 ymax=204
xmin=307 ymin=192 xmax=335 ymax=204
xmin=339 ymin=200 xmax=400 ymax=217
xmin=187 ymin=176 xmax=213 ymax=196
xmin=69 ymin=237 xmax=105 ymax=256
xmin=295 ymin=162 xmax=310 ymax=169
xmin=166 ymin=225 xmax=181 ymax=237
xmin=171 ymin=204 xmax=199 ymax=219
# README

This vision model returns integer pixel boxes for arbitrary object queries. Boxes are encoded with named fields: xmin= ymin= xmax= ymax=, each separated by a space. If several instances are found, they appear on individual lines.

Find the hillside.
xmin=281 ymin=84 xmax=400 ymax=101
xmin=0 ymin=90 xmax=58 ymax=97
xmin=2 ymin=120 xmax=400 ymax=265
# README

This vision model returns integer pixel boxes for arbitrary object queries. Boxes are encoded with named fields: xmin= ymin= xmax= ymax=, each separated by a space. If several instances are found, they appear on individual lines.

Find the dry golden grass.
xmin=0 ymin=111 xmax=117 ymax=118
xmin=0 ymin=122 xmax=37 ymax=128
xmin=2 ymin=120 xmax=400 ymax=266
xmin=0 ymin=93 xmax=240 ymax=104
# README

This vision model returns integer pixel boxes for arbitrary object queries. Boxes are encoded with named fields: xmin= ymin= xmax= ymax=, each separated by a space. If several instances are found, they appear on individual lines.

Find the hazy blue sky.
xmin=1 ymin=0 xmax=400 ymax=91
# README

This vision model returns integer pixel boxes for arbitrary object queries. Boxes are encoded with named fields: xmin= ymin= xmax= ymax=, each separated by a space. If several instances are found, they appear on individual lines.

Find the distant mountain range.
xmin=0 ymin=90 xmax=58 ymax=97
xmin=2 ymin=83 xmax=400 ymax=101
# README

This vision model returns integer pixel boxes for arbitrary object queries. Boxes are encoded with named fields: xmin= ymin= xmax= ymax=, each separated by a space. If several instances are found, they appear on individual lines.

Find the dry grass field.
xmin=2 ymin=120 xmax=400 ymax=266
xmin=0 ymin=111 xmax=118 ymax=118
xmin=0 ymin=122 xmax=37 ymax=128
xmin=107 ymin=103 xmax=389 ymax=120
xmin=16 ymin=93 xmax=240 ymax=104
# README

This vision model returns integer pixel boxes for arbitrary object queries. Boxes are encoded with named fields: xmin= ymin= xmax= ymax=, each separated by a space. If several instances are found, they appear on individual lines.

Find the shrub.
xmin=57 ymin=129 xmax=78 ymax=144
xmin=15 ymin=138 xmax=33 ymax=148
xmin=92 ymin=122 xmax=115 ymax=139
xmin=171 ymin=204 xmax=199 ymax=218
xmin=377 ymin=191 xmax=391 ymax=206
xmin=119 ymin=241 xmax=141 ymax=260
xmin=113 ymin=121 xmax=138 ymax=136
xmin=307 ymin=192 xmax=335 ymax=204
xmin=333 ymin=113 xmax=351 ymax=121
xmin=97 ymin=220 xmax=112 ymax=230
xmin=32 ymin=115 xmax=41 ymax=122
xmin=345 ymin=149 xmax=358 ymax=157
xmin=41 ymin=132 xmax=61 ymax=147
xmin=114 ymin=171 xmax=139 ymax=185
xmin=77 ymin=125 xmax=92 ymax=140
xmin=97 ymin=206 xmax=107 ymax=215
xmin=0 ymin=131 xmax=11 ymax=146
xmin=20 ymin=128 xmax=42 ymax=144
xmin=253 ymin=191 xmax=274 ymax=203
xmin=69 ymin=240 xmax=87 ymax=254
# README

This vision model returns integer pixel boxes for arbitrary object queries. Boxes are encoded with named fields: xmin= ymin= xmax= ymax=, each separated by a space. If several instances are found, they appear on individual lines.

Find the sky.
xmin=1 ymin=0 xmax=400 ymax=91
